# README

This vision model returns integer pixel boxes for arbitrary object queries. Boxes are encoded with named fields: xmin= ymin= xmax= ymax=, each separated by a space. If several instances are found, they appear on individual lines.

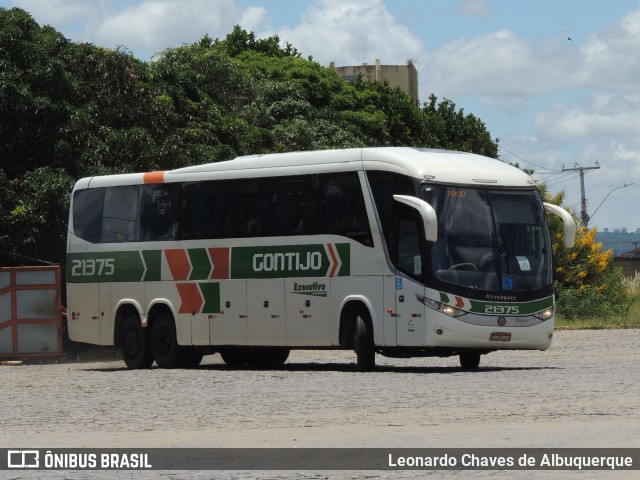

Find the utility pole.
xmin=561 ymin=163 xmax=600 ymax=228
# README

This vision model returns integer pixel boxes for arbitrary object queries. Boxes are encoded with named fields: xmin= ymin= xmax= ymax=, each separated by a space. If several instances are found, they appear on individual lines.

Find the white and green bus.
xmin=67 ymin=147 xmax=576 ymax=371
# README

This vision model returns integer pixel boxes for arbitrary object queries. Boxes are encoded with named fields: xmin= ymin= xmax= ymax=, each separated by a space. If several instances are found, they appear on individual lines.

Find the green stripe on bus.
xmin=188 ymin=248 xmax=211 ymax=280
xmin=199 ymin=282 xmax=221 ymax=314
xmin=68 ymin=251 xmax=144 ymax=283
xmin=141 ymin=250 xmax=161 ymax=281
xmin=468 ymin=296 xmax=553 ymax=315
xmin=336 ymin=243 xmax=350 ymax=276
xmin=69 ymin=243 xmax=351 ymax=282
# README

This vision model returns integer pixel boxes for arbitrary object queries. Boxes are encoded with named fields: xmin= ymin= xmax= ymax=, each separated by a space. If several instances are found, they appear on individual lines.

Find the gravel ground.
xmin=1 ymin=328 xmax=638 ymax=479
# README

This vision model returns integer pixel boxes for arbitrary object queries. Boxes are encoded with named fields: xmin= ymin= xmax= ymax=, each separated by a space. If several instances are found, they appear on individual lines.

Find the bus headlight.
xmin=417 ymin=294 xmax=466 ymax=318
xmin=533 ymin=307 xmax=554 ymax=321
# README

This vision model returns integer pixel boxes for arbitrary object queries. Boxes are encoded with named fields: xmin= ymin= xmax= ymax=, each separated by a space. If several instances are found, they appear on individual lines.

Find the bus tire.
xmin=121 ymin=315 xmax=153 ymax=370
xmin=220 ymin=348 xmax=249 ymax=368
xmin=150 ymin=312 xmax=183 ymax=369
xmin=250 ymin=348 xmax=290 ymax=368
xmin=354 ymin=311 xmax=375 ymax=372
xmin=460 ymin=351 xmax=481 ymax=370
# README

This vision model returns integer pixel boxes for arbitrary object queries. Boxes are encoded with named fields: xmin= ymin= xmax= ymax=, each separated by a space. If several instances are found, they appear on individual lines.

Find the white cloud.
xmin=90 ymin=0 xmax=269 ymax=57
xmin=428 ymin=29 xmax=542 ymax=99
xmin=534 ymin=93 xmax=640 ymax=141
xmin=13 ymin=0 xmax=99 ymax=28
xmin=278 ymin=0 xmax=424 ymax=66
xmin=428 ymin=6 xmax=640 ymax=101
xmin=576 ymin=10 xmax=640 ymax=91
xmin=613 ymin=142 xmax=640 ymax=163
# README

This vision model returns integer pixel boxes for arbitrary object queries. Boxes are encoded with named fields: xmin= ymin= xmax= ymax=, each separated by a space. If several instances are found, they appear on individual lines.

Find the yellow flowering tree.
xmin=542 ymin=188 xmax=631 ymax=318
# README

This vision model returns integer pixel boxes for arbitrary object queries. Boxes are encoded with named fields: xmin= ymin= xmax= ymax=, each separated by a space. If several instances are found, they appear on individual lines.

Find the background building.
xmin=615 ymin=247 xmax=640 ymax=277
xmin=330 ymin=59 xmax=419 ymax=104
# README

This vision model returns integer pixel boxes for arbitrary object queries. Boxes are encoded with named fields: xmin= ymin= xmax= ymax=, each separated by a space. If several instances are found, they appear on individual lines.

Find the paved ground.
xmin=1 ymin=329 xmax=638 ymax=479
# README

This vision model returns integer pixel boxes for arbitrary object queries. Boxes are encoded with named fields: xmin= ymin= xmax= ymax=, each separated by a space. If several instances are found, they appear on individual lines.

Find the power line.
xmin=497 ymin=145 xmax=561 ymax=174
xmin=0 ymin=249 xmax=56 ymax=265
xmin=545 ymin=172 xmax=583 ymax=187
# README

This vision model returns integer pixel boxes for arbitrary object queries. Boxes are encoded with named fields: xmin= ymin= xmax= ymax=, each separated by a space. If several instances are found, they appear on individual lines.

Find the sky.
xmin=2 ymin=0 xmax=640 ymax=232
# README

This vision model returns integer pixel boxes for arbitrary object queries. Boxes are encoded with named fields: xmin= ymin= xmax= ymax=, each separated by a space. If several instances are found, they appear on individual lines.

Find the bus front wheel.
xmin=150 ymin=312 xmax=183 ymax=368
xmin=354 ymin=311 xmax=375 ymax=372
xmin=121 ymin=315 xmax=153 ymax=369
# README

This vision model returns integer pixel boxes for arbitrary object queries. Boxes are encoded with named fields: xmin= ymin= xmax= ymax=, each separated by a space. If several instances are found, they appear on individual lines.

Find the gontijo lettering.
xmin=231 ymin=243 xmax=350 ymax=279
xmin=253 ymin=251 xmax=322 ymax=272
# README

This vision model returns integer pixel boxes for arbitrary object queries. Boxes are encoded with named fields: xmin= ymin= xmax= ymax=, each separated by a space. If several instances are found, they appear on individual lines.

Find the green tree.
xmin=0 ymin=168 xmax=73 ymax=266
xmin=422 ymin=94 xmax=498 ymax=158
xmin=0 ymin=8 xmax=74 ymax=177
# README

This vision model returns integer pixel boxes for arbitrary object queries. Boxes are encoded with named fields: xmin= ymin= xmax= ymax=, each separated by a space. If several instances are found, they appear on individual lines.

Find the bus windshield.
xmin=422 ymin=186 xmax=552 ymax=296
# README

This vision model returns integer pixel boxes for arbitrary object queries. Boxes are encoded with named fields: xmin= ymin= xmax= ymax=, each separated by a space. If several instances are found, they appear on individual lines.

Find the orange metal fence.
xmin=0 ymin=265 xmax=62 ymax=358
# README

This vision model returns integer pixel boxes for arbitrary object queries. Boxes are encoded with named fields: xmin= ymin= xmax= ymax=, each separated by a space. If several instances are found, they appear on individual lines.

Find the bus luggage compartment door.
xmin=210 ymin=279 xmax=247 ymax=345
xmin=285 ymin=277 xmax=331 ymax=346
xmin=247 ymin=279 xmax=286 ymax=346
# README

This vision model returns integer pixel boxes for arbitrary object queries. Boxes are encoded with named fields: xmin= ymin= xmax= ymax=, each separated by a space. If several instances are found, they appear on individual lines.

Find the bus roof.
xmin=168 ymin=147 xmax=534 ymax=187
xmin=79 ymin=147 xmax=536 ymax=189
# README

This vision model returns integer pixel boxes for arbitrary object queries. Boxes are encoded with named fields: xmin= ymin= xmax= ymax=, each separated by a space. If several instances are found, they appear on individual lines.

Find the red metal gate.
xmin=0 ymin=265 xmax=62 ymax=358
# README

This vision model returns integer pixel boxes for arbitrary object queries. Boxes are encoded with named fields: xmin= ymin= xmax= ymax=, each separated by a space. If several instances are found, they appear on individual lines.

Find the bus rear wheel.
xmin=150 ymin=312 xmax=184 ymax=368
xmin=121 ymin=315 xmax=153 ymax=369
xmin=354 ymin=311 xmax=375 ymax=372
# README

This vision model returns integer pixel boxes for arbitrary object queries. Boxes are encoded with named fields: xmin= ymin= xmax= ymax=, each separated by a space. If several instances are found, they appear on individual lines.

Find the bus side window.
xmin=101 ymin=186 xmax=139 ymax=243
xmin=180 ymin=182 xmax=223 ymax=240
xmin=139 ymin=184 xmax=179 ymax=241
xmin=72 ymin=188 xmax=105 ymax=243
xmin=318 ymin=173 xmax=373 ymax=246
xmin=270 ymin=176 xmax=316 ymax=236
xmin=221 ymin=179 xmax=271 ymax=238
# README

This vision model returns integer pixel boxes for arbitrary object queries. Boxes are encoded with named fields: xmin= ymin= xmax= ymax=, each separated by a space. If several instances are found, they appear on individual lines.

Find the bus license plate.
xmin=490 ymin=332 xmax=512 ymax=342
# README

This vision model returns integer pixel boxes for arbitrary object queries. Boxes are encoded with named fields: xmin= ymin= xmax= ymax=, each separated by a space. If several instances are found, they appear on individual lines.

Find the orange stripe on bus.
xmin=327 ymin=243 xmax=339 ymax=277
xmin=165 ymin=249 xmax=191 ymax=281
xmin=143 ymin=171 xmax=166 ymax=184
xmin=209 ymin=247 xmax=230 ymax=279
xmin=176 ymin=283 xmax=203 ymax=314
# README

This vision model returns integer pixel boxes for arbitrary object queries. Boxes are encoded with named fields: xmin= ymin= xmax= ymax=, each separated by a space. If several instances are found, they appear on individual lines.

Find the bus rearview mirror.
xmin=543 ymin=202 xmax=577 ymax=248
xmin=393 ymin=195 xmax=438 ymax=242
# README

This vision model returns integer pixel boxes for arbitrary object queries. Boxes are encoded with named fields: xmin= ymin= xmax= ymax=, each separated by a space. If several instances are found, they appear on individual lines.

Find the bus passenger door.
xmin=383 ymin=275 xmax=397 ymax=345
xmin=210 ymin=280 xmax=247 ymax=345
xmin=247 ymin=279 xmax=286 ymax=345
xmin=395 ymin=276 xmax=426 ymax=346
xmin=394 ymin=215 xmax=427 ymax=346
